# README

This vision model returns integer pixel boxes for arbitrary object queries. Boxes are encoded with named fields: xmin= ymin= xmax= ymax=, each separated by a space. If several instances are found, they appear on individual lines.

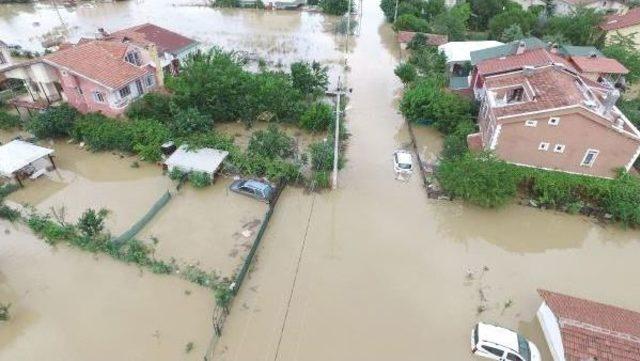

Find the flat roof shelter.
xmin=164 ymin=145 xmax=229 ymax=180
xmin=0 ymin=140 xmax=56 ymax=187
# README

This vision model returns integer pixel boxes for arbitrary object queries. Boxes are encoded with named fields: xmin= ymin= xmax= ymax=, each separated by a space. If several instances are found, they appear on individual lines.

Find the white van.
xmin=471 ymin=322 xmax=541 ymax=361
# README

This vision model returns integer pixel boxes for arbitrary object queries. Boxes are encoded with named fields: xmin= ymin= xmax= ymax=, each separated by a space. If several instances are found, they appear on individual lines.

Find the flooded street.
xmin=2 ymin=1 xmax=640 ymax=361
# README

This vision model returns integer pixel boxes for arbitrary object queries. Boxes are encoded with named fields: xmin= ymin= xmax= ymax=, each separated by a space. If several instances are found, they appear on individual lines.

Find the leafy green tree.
xmin=394 ymin=14 xmax=430 ymax=32
xmin=250 ymin=71 xmax=304 ymax=123
xmin=617 ymin=99 xmax=640 ymax=126
xmin=488 ymin=8 xmax=536 ymax=40
xmin=77 ymin=208 xmax=109 ymax=238
xmin=27 ymin=104 xmax=79 ymax=138
xmin=290 ymin=61 xmax=329 ymax=98
xmin=500 ymin=24 xmax=526 ymax=42
xmin=470 ymin=0 xmax=520 ymax=30
xmin=422 ymin=0 xmax=446 ymax=21
xmin=408 ymin=45 xmax=447 ymax=76
xmin=169 ymin=106 xmax=213 ymax=135
xmin=603 ymin=41 xmax=640 ymax=84
xmin=431 ymin=3 xmax=471 ymax=41
xmin=400 ymin=76 xmax=474 ymax=134
xmin=319 ymin=0 xmax=350 ymax=15
xmin=394 ymin=63 xmax=418 ymax=83
xmin=300 ymin=103 xmax=334 ymax=132
xmin=248 ymin=125 xmax=295 ymax=160
xmin=126 ymin=92 xmax=173 ymax=123
xmin=0 ymin=111 xmax=21 ymax=130
xmin=380 ymin=0 xmax=426 ymax=22
xmin=437 ymin=152 xmax=518 ymax=208
xmin=543 ymin=8 xmax=605 ymax=46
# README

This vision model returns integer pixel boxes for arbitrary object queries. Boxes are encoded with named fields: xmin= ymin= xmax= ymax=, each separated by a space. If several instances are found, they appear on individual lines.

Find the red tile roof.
xmin=539 ymin=289 xmax=640 ymax=361
xmin=397 ymin=31 xmax=448 ymax=46
xmin=571 ymin=55 xmax=629 ymax=75
xmin=111 ymin=23 xmax=197 ymax=56
xmin=477 ymin=48 xmax=574 ymax=76
xmin=601 ymin=8 xmax=640 ymax=31
xmin=44 ymin=40 xmax=148 ymax=89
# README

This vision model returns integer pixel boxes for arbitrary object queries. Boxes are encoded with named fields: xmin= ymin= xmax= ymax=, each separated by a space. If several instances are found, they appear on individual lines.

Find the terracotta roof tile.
xmin=111 ymin=23 xmax=197 ymax=56
xmin=539 ymin=289 xmax=640 ymax=361
xmin=601 ymin=8 xmax=640 ymax=31
xmin=477 ymin=48 xmax=574 ymax=76
xmin=44 ymin=40 xmax=147 ymax=89
xmin=571 ymin=56 xmax=629 ymax=74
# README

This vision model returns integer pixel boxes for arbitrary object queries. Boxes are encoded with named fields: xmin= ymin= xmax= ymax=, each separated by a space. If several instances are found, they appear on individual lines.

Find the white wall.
xmin=537 ymin=302 xmax=566 ymax=361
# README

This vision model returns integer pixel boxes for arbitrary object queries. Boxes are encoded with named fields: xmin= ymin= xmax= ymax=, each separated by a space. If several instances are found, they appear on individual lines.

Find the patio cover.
xmin=438 ymin=41 xmax=503 ymax=64
xmin=164 ymin=145 xmax=229 ymax=176
xmin=0 ymin=140 xmax=54 ymax=177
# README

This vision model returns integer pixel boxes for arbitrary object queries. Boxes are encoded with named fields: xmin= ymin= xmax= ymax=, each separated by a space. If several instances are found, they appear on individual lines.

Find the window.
xmin=482 ymin=345 xmax=504 ymax=357
xmin=507 ymin=353 xmax=523 ymax=361
xmin=554 ymin=144 xmax=565 ymax=153
xmin=548 ymin=117 xmax=560 ymax=126
xmin=525 ymin=120 xmax=537 ymax=127
xmin=507 ymin=87 xmax=524 ymax=103
xmin=145 ymin=74 xmax=155 ymax=87
xmin=119 ymin=85 xmax=131 ymax=98
xmin=581 ymin=149 xmax=599 ymax=167
xmin=538 ymin=142 xmax=550 ymax=151
xmin=125 ymin=51 xmax=141 ymax=66
xmin=92 ymin=91 xmax=105 ymax=103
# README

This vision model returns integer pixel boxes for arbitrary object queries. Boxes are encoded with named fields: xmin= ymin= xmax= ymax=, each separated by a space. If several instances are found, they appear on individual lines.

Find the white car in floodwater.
xmin=393 ymin=150 xmax=413 ymax=174
xmin=471 ymin=323 xmax=541 ymax=361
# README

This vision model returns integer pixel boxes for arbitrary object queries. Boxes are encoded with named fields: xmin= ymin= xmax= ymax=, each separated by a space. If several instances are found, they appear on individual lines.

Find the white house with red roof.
xmin=537 ymin=289 xmax=640 ymax=361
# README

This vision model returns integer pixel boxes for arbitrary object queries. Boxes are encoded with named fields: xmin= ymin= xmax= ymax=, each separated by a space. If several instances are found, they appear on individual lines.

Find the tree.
xmin=169 ymin=106 xmax=213 ymax=135
xmin=543 ymin=7 xmax=605 ymax=46
xmin=319 ymin=0 xmax=350 ymax=15
xmin=290 ymin=61 xmax=329 ymax=98
xmin=250 ymin=71 xmax=304 ymax=123
xmin=431 ymin=3 xmax=471 ymax=41
xmin=299 ymin=103 xmax=334 ymax=132
xmin=27 ymin=104 xmax=79 ymax=138
xmin=422 ymin=0 xmax=446 ymax=21
xmin=408 ymin=44 xmax=447 ymax=76
xmin=394 ymin=63 xmax=418 ymax=83
xmin=437 ymin=152 xmax=518 ymax=208
xmin=488 ymin=8 xmax=536 ymax=40
xmin=248 ymin=125 xmax=295 ymax=160
xmin=77 ymin=208 xmax=109 ymax=238
xmin=500 ymin=24 xmax=525 ymax=42
xmin=470 ymin=0 xmax=519 ymax=30
xmin=126 ymin=92 xmax=173 ymax=123
xmin=603 ymin=42 xmax=640 ymax=84
xmin=394 ymin=14 xmax=430 ymax=32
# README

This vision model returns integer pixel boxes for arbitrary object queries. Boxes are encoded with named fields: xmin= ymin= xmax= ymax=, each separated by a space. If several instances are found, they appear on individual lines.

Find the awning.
xmin=0 ymin=140 xmax=54 ymax=177
xmin=164 ymin=145 xmax=229 ymax=175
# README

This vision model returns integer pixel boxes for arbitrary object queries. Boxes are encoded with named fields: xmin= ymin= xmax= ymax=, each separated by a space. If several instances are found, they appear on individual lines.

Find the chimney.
xmin=96 ymin=27 xmax=109 ymax=39
xmin=550 ymin=43 xmax=559 ymax=54
xmin=601 ymin=88 xmax=620 ymax=116
xmin=516 ymin=40 xmax=526 ymax=55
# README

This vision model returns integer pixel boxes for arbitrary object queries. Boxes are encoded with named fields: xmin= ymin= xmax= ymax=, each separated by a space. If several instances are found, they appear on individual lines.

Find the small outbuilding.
xmin=163 ymin=145 xmax=229 ymax=181
xmin=0 ymin=140 xmax=55 ymax=187
xmin=537 ymin=289 xmax=640 ymax=361
xmin=438 ymin=41 xmax=503 ymax=90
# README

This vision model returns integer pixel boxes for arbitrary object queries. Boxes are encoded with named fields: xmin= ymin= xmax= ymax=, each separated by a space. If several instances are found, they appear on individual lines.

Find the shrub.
xmin=408 ymin=46 xmax=447 ymax=77
xmin=394 ymin=63 xmax=418 ymax=84
xmin=309 ymin=141 xmax=336 ymax=171
xmin=319 ymin=0 xmax=350 ymax=15
xmin=73 ymin=113 xmax=134 ymax=152
xmin=168 ymin=167 xmax=186 ymax=181
xmin=27 ymin=104 xmax=79 ymax=138
xmin=437 ymin=152 xmax=518 ymax=208
xmin=291 ymin=61 xmax=329 ymax=98
xmin=311 ymin=170 xmax=331 ymax=189
xmin=248 ymin=125 xmax=295 ymax=160
xmin=0 ymin=111 xmax=21 ymax=130
xmin=0 ymin=204 xmax=20 ymax=222
xmin=394 ymin=14 xmax=430 ymax=32
xmin=77 ymin=208 xmax=108 ymax=238
xmin=126 ymin=92 xmax=173 ymax=123
xmin=602 ymin=173 xmax=640 ymax=226
xmin=299 ymin=103 xmax=333 ymax=132
xmin=188 ymin=171 xmax=212 ymax=188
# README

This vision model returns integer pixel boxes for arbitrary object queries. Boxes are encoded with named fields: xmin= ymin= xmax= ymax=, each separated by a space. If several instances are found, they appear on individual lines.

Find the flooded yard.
xmin=0 ymin=220 xmax=214 ymax=361
xmin=216 ymin=121 xmax=326 ymax=154
xmin=138 ymin=179 xmax=268 ymax=278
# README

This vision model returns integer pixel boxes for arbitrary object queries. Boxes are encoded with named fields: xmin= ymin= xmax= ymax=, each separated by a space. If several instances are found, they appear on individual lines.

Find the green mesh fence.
xmin=112 ymin=191 xmax=172 ymax=245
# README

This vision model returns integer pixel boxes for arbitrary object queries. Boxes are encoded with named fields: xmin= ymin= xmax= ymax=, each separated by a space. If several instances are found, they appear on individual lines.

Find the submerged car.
xmin=230 ymin=179 xmax=274 ymax=203
xmin=471 ymin=322 xmax=541 ymax=361
xmin=393 ymin=150 xmax=413 ymax=173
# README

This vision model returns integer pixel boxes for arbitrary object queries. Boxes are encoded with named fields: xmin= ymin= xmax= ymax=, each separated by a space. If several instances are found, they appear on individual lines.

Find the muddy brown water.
xmin=2 ymin=2 xmax=640 ymax=361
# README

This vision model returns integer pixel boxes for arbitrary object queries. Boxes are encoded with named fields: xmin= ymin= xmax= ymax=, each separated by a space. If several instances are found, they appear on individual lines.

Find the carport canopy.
xmin=164 ymin=145 xmax=229 ymax=176
xmin=0 ymin=140 xmax=54 ymax=177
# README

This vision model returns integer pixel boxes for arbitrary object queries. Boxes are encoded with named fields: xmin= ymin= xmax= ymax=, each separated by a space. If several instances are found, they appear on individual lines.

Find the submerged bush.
xmin=0 ymin=111 xmax=21 ymax=130
xmin=394 ymin=63 xmax=418 ymax=84
xmin=0 ymin=205 xmax=20 ymax=222
xmin=248 ymin=125 xmax=295 ymax=160
xmin=188 ymin=171 xmax=212 ymax=188
xmin=27 ymin=104 xmax=79 ymax=138
xmin=299 ymin=103 xmax=333 ymax=132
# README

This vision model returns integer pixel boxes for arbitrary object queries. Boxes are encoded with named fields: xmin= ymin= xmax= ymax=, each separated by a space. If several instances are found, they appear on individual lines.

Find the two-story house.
xmin=601 ymin=7 xmax=640 ymax=49
xmin=468 ymin=64 xmax=640 ymax=178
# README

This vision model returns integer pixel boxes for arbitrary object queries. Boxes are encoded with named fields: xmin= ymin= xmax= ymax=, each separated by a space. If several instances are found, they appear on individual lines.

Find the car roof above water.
xmin=244 ymin=179 xmax=272 ymax=191
xmin=395 ymin=151 xmax=412 ymax=164
xmin=477 ymin=322 xmax=519 ymax=350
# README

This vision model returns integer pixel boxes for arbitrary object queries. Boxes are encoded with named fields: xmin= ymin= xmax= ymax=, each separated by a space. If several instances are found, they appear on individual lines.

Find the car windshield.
xmin=517 ymin=335 xmax=531 ymax=361
xmin=399 ymin=162 xmax=411 ymax=169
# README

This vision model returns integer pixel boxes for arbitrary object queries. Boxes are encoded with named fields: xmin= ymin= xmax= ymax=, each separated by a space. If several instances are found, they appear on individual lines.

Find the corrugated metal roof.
xmin=470 ymin=37 xmax=546 ymax=65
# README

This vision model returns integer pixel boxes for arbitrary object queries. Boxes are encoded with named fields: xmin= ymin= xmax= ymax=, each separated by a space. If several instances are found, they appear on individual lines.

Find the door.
xmin=135 ymin=79 xmax=144 ymax=95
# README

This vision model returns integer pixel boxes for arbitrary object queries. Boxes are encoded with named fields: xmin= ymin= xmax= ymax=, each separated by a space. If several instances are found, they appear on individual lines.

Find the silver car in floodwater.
xmin=230 ymin=179 xmax=275 ymax=203
xmin=471 ymin=323 xmax=541 ymax=361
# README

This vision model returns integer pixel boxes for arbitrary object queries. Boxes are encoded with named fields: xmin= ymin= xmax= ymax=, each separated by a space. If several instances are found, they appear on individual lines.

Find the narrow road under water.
xmin=212 ymin=1 xmax=640 ymax=360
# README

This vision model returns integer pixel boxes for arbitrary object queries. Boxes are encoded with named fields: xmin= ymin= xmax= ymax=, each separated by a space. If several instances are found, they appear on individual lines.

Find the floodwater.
xmin=212 ymin=2 xmax=640 ymax=361
xmin=138 ymin=179 xmax=268 ymax=278
xmin=0 ymin=219 xmax=214 ymax=361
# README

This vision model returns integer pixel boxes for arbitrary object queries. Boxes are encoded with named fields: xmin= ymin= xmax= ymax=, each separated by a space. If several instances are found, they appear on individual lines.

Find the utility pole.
xmin=345 ymin=0 xmax=352 ymax=54
xmin=332 ymin=77 xmax=342 ymax=190
xmin=394 ymin=0 xmax=399 ymax=22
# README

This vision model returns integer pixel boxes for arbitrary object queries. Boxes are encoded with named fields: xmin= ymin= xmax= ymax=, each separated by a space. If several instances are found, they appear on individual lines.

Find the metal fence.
xmin=112 ymin=191 xmax=172 ymax=244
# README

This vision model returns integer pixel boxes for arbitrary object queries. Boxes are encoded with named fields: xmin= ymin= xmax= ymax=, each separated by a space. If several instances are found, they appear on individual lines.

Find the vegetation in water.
xmin=0 ymin=111 xmax=21 ymax=130
xmin=0 ymin=303 xmax=10 ymax=321
xmin=319 ymin=0 xmax=351 ymax=15
xmin=188 ymin=171 xmax=212 ymax=188
xmin=27 ymin=104 xmax=79 ymax=138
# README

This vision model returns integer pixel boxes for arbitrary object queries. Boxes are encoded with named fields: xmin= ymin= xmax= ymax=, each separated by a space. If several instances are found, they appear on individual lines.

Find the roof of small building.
xmin=0 ymin=140 xmax=54 ymax=177
xmin=538 ymin=289 xmax=640 ymax=361
xmin=470 ymin=37 xmax=546 ymax=65
xmin=164 ymin=145 xmax=229 ymax=175
xmin=396 ymin=31 xmax=448 ymax=46
xmin=111 ymin=23 xmax=198 ymax=56
xmin=476 ymin=47 xmax=574 ymax=76
xmin=601 ymin=7 xmax=640 ymax=31
xmin=571 ymin=55 xmax=629 ymax=75
xmin=438 ymin=41 xmax=503 ymax=63
xmin=558 ymin=45 xmax=603 ymax=58
xmin=44 ymin=40 xmax=148 ymax=89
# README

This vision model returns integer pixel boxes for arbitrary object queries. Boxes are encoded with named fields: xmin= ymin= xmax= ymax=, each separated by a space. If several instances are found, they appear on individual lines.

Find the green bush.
xmin=74 ymin=113 xmax=134 ymax=152
xmin=0 ymin=111 xmax=21 ymax=130
xmin=394 ymin=14 xmax=430 ymax=32
xmin=319 ymin=0 xmax=350 ymax=15
xmin=394 ymin=63 xmax=418 ymax=84
xmin=188 ymin=171 xmax=212 ymax=188
xmin=27 ymin=104 xmax=79 ymax=138
xmin=437 ymin=152 xmax=518 ymax=208
xmin=309 ymin=140 xmax=338 ymax=171
xmin=291 ymin=61 xmax=329 ymax=98
xmin=311 ymin=170 xmax=331 ymax=189
xmin=248 ymin=125 xmax=295 ymax=160
xmin=299 ymin=103 xmax=333 ymax=132
xmin=0 ymin=204 xmax=20 ymax=222
xmin=168 ymin=167 xmax=186 ymax=181
xmin=126 ymin=92 xmax=173 ymax=123
xmin=77 ymin=208 xmax=109 ymax=238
